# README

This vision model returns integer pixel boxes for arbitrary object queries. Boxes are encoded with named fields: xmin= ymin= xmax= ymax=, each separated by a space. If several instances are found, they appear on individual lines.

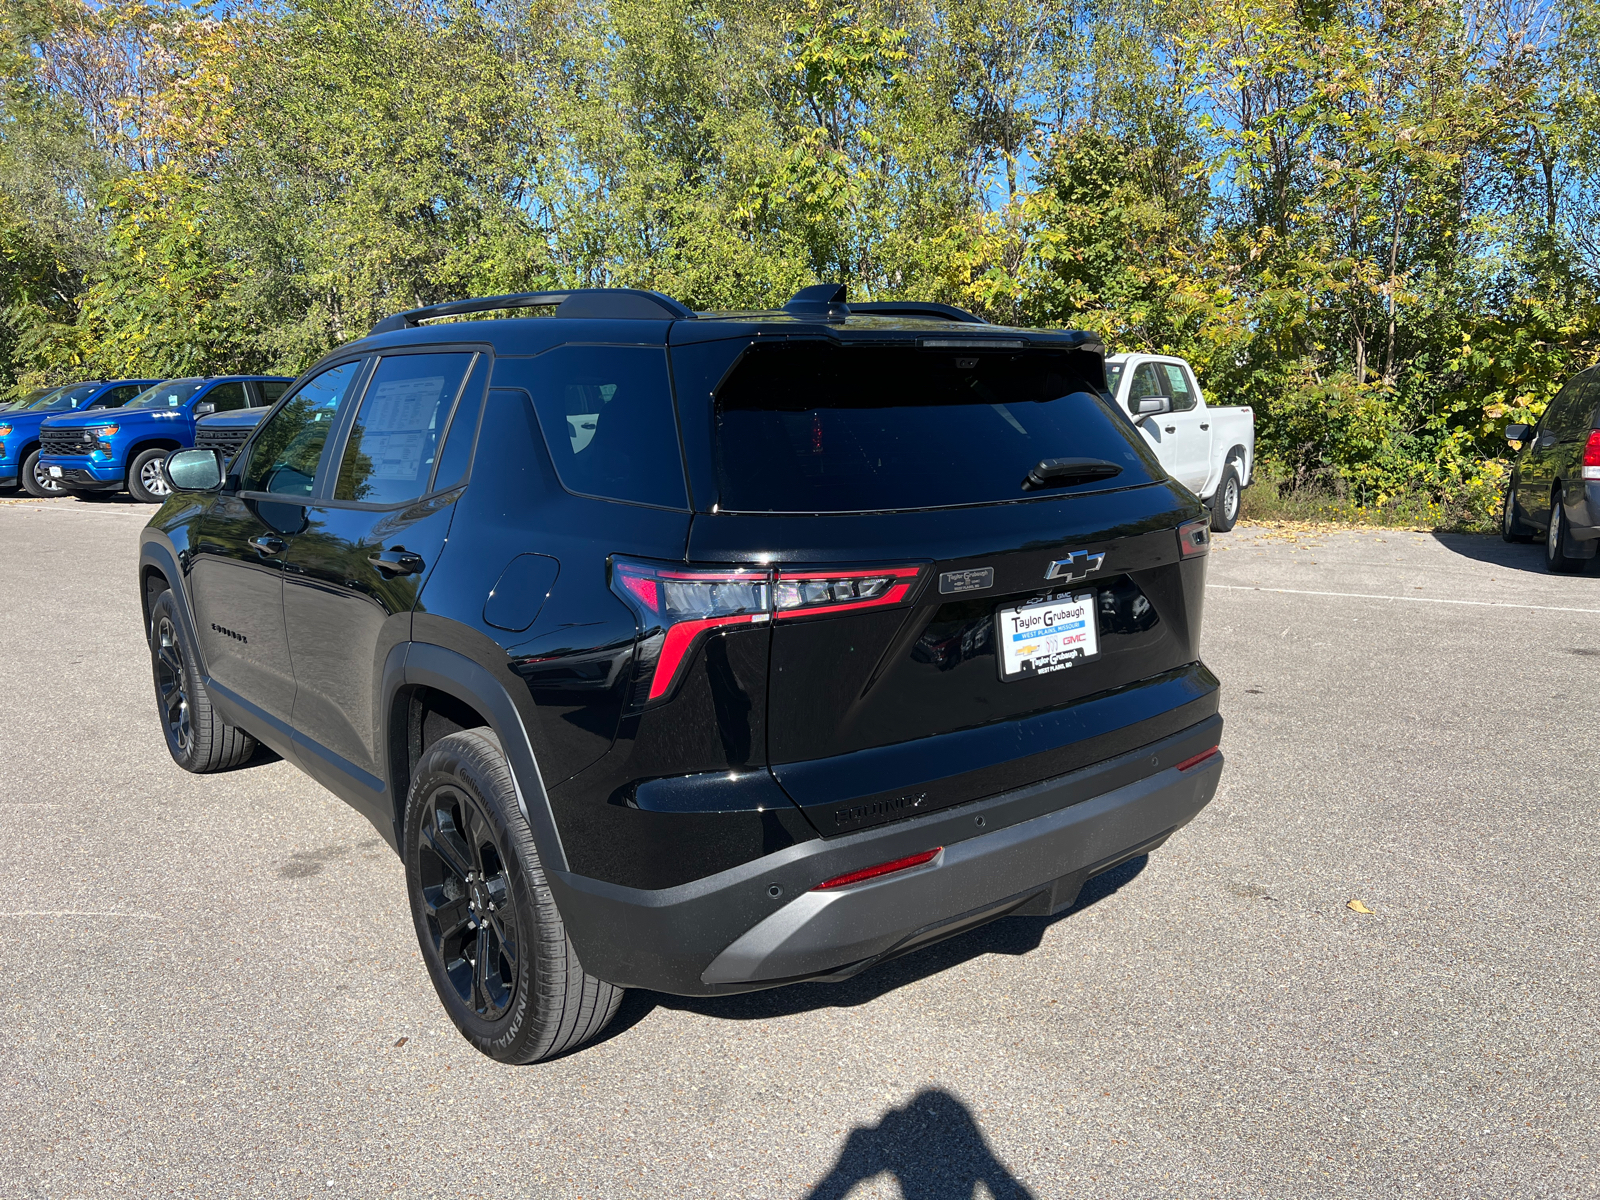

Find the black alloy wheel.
xmin=153 ymin=614 xmax=194 ymax=757
xmin=145 ymin=588 xmax=257 ymax=772
xmin=404 ymin=729 xmax=623 ymax=1063
xmin=415 ymin=783 xmax=521 ymax=1022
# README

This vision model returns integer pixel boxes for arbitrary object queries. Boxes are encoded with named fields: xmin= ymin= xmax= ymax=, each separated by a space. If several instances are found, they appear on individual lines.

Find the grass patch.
xmin=1238 ymin=468 xmax=1499 ymax=533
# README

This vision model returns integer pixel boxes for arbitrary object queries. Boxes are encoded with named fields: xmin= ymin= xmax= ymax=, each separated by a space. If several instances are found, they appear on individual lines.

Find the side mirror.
xmin=1133 ymin=396 xmax=1171 ymax=417
xmin=164 ymin=448 xmax=225 ymax=493
xmin=194 ymin=400 xmax=217 ymax=416
xmin=1504 ymin=423 xmax=1530 ymax=444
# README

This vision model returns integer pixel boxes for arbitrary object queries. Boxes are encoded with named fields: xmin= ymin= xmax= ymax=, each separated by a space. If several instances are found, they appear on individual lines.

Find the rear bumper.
xmin=549 ymin=712 xmax=1222 ymax=995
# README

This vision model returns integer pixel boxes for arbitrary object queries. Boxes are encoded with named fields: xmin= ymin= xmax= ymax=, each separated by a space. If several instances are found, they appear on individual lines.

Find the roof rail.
xmin=781 ymin=284 xmax=988 ymax=325
xmin=369 ymin=288 xmax=694 ymax=336
xmin=848 ymin=301 xmax=988 ymax=324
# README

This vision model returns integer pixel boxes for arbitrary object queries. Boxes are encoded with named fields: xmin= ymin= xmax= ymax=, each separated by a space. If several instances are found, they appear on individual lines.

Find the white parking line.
xmin=1207 ymin=583 xmax=1600 ymax=615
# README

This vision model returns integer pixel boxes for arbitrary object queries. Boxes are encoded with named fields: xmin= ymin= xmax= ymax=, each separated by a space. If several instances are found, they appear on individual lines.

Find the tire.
xmin=1544 ymin=490 xmax=1587 ymax=573
xmin=128 ymin=447 xmax=173 ymax=504
xmin=147 ymin=588 xmax=258 ymax=772
xmin=404 ymin=728 xmax=623 ymax=1064
xmin=19 ymin=449 xmax=65 ymax=498
xmin=1502 ymin=483 xmax=1534 ymax=543
xmin=1208 ymin=462 xmax=1242 ymax=532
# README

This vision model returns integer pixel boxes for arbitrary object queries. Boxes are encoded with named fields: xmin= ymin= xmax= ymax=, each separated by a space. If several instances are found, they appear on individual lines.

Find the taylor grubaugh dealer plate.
xmin=995 ymin=589 xmax=1100 ymax=681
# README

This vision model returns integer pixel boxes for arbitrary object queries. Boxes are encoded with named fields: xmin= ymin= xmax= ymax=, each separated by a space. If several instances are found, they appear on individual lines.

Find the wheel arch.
xmin=138 ymin=537 xmax=204 ymax=664
xmin=1224 ymin=443 xmax=1251 ymax=486
xmin=125 ymin=437 xmax=184 ymax=477
xmin=385 ymin=642 xmax=568 ymax=874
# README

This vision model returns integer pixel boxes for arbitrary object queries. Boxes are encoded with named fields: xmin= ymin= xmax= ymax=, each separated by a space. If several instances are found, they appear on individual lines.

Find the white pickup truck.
xmin=1104 ymin=353 xmax=1255 ymax=531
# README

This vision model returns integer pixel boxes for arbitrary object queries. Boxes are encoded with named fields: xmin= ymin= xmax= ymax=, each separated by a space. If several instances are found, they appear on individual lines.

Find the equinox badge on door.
xmin=1044 ymin=551 xmax=1105 ymax=583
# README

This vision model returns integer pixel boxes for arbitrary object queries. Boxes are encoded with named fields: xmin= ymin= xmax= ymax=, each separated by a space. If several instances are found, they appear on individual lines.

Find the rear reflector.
xmin=1584 ymin=430 xmax=1600 ymax=481
xmin=1176 ymin=745 xmax=1220 ymax=772
xmin=812 ymin=847 xmax=942 ymax=891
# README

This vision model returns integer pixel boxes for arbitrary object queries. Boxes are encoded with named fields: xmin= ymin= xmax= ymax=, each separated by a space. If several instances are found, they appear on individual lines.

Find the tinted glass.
xmin=11 ymin=387 xmax=59 ymax=411
xmin=97 ymin=385 xmax=144 ymax=409
xmin=31 ymin=384 xmax=101 ymax=413
xmin=714 ymin=343 xmax=1154 ymax=513
xmin=242 ymin=361 xmax=364 ymax=496
xmin=1163 ymin=364 xmax=1197 ymax=412
xmin=1560 ymin=377 xmax=1598 ymax=436
xmin=123 ymin=379 xmax=206 ymax=410
xmin=526 ymin=345 xmax=686 ymax=508
xmin=432 ymin=355 xmax=489 ymax=491
xmin=1104 ymin=363 xmax=1124 ymax=396
xmin=259 ymin=380 xmax=289 ymax=405
xmin=206 ymin=382 xmax=250 ymax=413
xmin=1539 ymin=383 xmax=1577 ymax=438
xmin=334 ymin=353 xmax=474 ymax=504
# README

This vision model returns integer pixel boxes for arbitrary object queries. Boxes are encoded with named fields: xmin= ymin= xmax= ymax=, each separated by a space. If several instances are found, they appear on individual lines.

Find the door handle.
xmin=1164 ymin=425 xmax=1176 ymax=434
xmin=1199 ymin=423 xmax=1210 ymax=430
xmin=369 ymin=548 xmax=425 ymax=576
xmin=250 ymin=535 xmax=286 ymax=557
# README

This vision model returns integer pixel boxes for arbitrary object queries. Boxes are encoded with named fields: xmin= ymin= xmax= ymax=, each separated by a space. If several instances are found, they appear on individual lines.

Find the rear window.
xmin=713 ymin=343 xmax=1157 ymax=513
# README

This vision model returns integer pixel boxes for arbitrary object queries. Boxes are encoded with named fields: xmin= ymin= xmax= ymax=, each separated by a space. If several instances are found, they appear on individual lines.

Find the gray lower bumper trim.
xmin=702 ymin=754 xmax=1219 ymax=985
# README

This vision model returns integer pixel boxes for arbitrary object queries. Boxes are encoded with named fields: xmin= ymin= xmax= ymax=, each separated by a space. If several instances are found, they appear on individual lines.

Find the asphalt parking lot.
xmin=2 ymin=495 xmax=1597 ymax=1199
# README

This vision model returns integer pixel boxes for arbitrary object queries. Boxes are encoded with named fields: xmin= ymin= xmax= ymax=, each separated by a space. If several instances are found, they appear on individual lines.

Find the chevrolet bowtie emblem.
xmin=1044 ymin=551 xmax=1106 ymax=582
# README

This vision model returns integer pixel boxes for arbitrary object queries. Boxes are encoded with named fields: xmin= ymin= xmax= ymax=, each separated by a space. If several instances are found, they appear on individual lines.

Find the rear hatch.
xmin=680 ymin=333 xmax=1216 ymax=835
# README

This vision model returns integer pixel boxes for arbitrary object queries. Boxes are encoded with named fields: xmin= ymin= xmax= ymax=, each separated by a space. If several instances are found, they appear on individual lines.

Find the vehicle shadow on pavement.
xmin=1428 ymin=531 xmax=1562 ymax=574
xmin=599 ymin=855 xmax=1148 ymax=1043
xmin=800 ymin=1088 xmax=1037 ymax=1199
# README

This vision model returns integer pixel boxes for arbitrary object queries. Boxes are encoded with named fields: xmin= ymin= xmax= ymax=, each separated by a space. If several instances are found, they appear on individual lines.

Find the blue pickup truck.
xmin=1 ymin=379 xmax=159 ymax=497
xmin=39 ymin=375 xmax=290 ymax=502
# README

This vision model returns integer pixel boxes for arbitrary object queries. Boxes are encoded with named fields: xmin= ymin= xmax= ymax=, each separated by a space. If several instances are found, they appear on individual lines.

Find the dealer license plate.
xmin=996 ymin=590 xmax=1100 ymax=681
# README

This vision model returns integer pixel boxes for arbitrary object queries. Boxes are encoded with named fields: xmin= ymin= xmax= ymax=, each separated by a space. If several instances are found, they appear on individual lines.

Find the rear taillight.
xmin=812 ymin=847 xmax=942 ymax=891
xmin=773 ymin=566 xmax=922 ymax=618
xmin=610 ymin=557 xmax=924 ymax=705
xmin=1178 ymin=518 xmax=1210 ymax=558
xmin=1583 ymin=429 xmax=1600 ymax=481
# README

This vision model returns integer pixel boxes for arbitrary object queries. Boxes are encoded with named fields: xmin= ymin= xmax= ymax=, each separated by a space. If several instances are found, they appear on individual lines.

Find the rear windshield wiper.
xmin=1021 ymin=457 xmax=1123 ymax=492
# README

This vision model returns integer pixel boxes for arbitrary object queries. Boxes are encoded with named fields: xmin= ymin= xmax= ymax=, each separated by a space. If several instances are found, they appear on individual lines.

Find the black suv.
xmin=140 ymin=285 xmax=1225 ymax=1062
xmin=1503 ymin=365 xmax=1600 ymax=572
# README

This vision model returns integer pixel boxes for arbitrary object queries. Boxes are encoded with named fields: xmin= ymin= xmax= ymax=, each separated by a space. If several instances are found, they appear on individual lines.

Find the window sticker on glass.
xmin=362 ymin=376 xmax=446 ymax=480
xmin=995 ymin=590 xmax=1100 ymax=681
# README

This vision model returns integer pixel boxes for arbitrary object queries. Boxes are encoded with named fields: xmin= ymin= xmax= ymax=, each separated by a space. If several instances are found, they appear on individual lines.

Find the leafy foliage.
xmin=2 ymin=0 xmax=1598 ymax=524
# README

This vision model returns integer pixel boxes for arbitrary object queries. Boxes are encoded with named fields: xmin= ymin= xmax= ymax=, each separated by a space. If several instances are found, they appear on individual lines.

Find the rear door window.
xmin=258 ymin=380 xmax=289 ymax=406
xmin=333 ymin=352 xmax=475 ymax=505
xmin=525 ymin=345 xmax=687 ymax=509
xmin=713 ymin=342 xmax=1154 ymax=513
